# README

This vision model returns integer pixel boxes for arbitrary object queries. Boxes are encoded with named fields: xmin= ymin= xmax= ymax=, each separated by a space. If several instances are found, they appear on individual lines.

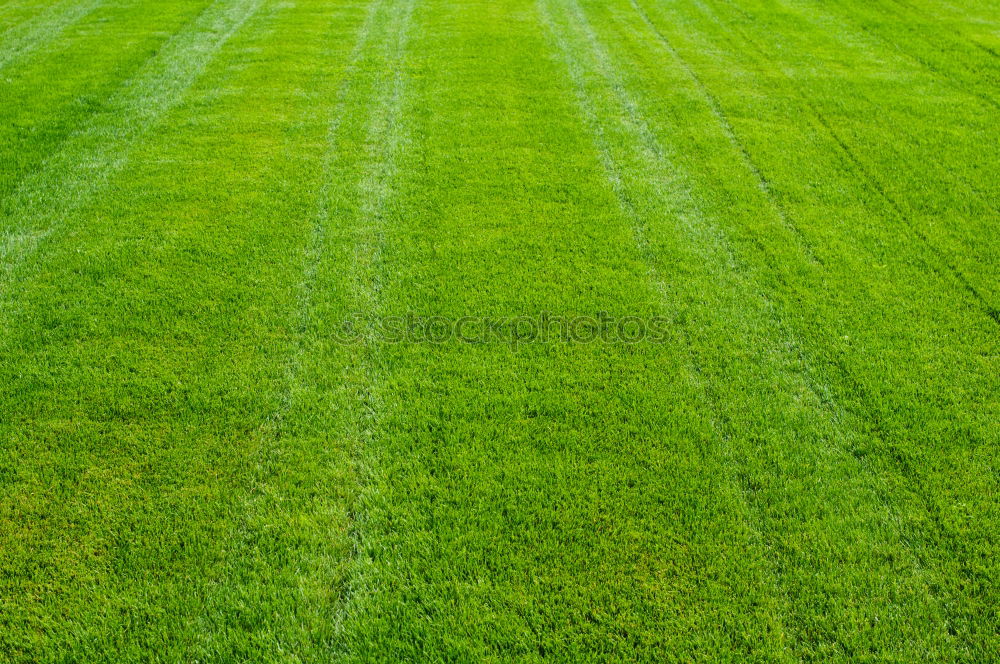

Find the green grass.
xmin=0 ymin=0 xmax=997 ymax=660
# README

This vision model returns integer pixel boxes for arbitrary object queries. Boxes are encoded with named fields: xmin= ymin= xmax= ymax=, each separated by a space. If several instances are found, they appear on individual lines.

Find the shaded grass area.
xmin=1 ymin=0 xmax=997 ymax=661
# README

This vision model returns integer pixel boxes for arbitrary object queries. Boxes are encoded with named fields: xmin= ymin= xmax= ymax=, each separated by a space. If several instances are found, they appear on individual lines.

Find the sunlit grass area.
xmin=1 ymin=0 xmax=997 ymax=660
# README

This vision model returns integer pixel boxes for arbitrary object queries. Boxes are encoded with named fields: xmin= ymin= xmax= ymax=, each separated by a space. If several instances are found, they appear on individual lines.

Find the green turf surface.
xmin=0 ymin=0 xmax=997 ymax=660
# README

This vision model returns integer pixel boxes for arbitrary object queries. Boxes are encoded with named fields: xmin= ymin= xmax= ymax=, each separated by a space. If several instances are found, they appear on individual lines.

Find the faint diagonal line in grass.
xmin=700 ymin=0 xmax=1000 ymax=327
xmin=560 ymin=0 xmax=843 ymax=419
xmin=0 ymin=0 xmax=222 ymax=203
xmin=809 ymin=106 xmax=1000 ymax=326
xmin=537 ymin=0 xmax=796 ymax=656
xmin=791 ymin=0 xmax=1000 ymax=112
xmin=190 ymin=0 xmax=391 ymax=651
xmin=883 ymin=0 xmax=1000 ymax=64
xmin=628 ymin=0 xmax=821 ymax=267
xmin=674 ymin=1 xmax=1000 ymax=635
xmin=631 ymin=0 xmax=1000 ymax=647
xmin=0 ymin=0 xmax=264 ymax=287
xmin=540 ymin=0 xmax=967 ymax=656
xmin=0 ymin=0 xmax=105 ymax=72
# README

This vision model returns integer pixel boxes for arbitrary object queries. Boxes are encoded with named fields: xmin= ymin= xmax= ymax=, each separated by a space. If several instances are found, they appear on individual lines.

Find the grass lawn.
xmin=1 ymin=0 xmax=998 ymax=660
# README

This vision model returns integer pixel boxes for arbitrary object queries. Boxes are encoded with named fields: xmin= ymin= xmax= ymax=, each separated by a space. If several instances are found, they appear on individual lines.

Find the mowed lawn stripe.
xmin=712 ymin=0 xmax=1000 ymax=310
xmin=804 ymin=0 xmax=1000 ymax=304
xmin=706 ymin=0 xmax=1000 ymax=650
xmin=335 ymin=0 xmax=802 ymax=658
xmin=0 ymin=0 xmax=995 ymax=660
xmin=191 ymin=0 xmax=418 ymax=657
xmin=269 ymin=0 xmax=384 ymax=428
xmin=304 ymin=0 xmax=419 ymax=644
xmin=0 ymin=0 xmax=372 ymax=658
xmin=627 ymin=0 xmax=822 ymax=268
xmin=664 ymin=0 xmax=1000 ymax=621
xmin=826 ymin=0 xmax=1000 ymax=109
xmin=0 ymin=0 xmax=263 ymax=282
xmin=710 ymin=0 xmax=998 ymax=299
xmin=0 ymin=0 xmax=215 ymax=200
xmin=895 ymin=0 xmax=1000 ymax=44
xmin=539 ymin=0 xmax=796 ymax=655
xmin=0 ymin=0 xmax=104 ymax=71
xmin=599 ymin=0 xmax=999 ymax=655
xmin=546 ymin=0 xmax=960 ymax=658
xmin=0 ymin=0 xmax=64 ymax=31
xmin=626 ymin=0 xmax=998 ymax=452
xmin=632 ymin=0 xmax=1000 ymax=320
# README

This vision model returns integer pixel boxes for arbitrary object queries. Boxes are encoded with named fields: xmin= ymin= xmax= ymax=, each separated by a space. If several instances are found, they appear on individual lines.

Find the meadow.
xmin=0 ymin=0 xmax=997 ymax=660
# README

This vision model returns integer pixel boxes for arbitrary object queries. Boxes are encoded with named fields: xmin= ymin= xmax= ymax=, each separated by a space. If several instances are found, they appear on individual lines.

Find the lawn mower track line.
xmin=537 ymin=0 xmax=795 ymax=656
xmin=686 ymin=0 xmax=1000 ymax=325
xmin=620 ymin=0 xmax=996 ymax=646
xmin=627 ymin=0 xmax=821 ymax=268
xmin=540 ymin=0 xmax=962 ymax=657
xmin=0 ymin=0 xmax=264 ymax=286
xmin=325 ymin=0 xmax=418 ymax=643
xmin=0 ymin=0 xmax=105 ymax=72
